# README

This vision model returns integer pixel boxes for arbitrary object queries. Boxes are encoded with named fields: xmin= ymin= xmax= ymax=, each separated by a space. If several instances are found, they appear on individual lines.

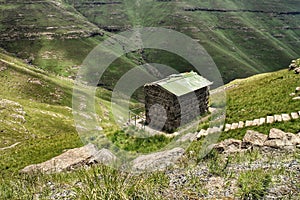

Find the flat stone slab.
xmin=131 ymin=147 xmax=184 ymax=172
xmin=267 ymin=116 xmax=274 ymax=124
xmin=243 ymin=130 xmax=268 ymax=147
xmin=282 ymin=114 xmax=291 ymax=122
xmin=21 ymin=144 xmax=116 ymax=174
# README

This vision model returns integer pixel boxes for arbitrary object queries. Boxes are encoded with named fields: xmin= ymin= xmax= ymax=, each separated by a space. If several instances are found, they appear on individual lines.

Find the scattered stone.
xmin=230 ymin=123 xmax=239 ymax=130
xmin=243 ymin=130 xmax=268 ymax=147
xmin=266 ymin=128 xmax=300 ymax=148
xmin=213 ymin=139 xmax=242 ymax=153
xmin=224 ymin=124 xmax=231 ymax=131
xmin=21 ymin=144 xmax=116 ymax=173
xmin=269 ymin=128 xmax=287 ymax=140
xmin=196 ymin=129 xmax=207 ymax=138
xmin=274 ymin=115 xmax=282 ymax=122
xmin=267 ymin=116 xmax=274 ymax=124
xmin=296 ymin=87 xmax=300 ymax=92
xmin=291 ymin=112 xmax=299 ymax=119
xmin=131 ymin=147 xmax=184 ymax=172
xmin=27 ymin=78 xmax=42 ymax=85
xmin=176 ymin=133 xmax=196 ymax=143
xmin=238 ymin=121 xmax=244 ymax=129
xmin=264 ymin=139 xmax=292 ymax=148
xmin=281 ymin=114 xmax=291 ymax=121
xmin=245 ymin=120 xmax=253 ymax=127
xmin=290 ymin=93 xmax=296 ymax=96
xmin=0 ymin=66 xmax=7 ymax=72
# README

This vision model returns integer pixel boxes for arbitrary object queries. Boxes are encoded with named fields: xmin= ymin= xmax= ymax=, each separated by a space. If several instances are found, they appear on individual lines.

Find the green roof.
xmin=149 ymin=71 xmax=213 ymax=96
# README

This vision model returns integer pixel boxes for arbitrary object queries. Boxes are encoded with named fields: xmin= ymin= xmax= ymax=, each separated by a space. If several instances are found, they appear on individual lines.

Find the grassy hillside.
xmin=64 ymin=0 xmax=300 ymax=83
xmin=0 ymin=50 xmax=299 ymax=198
xmin=0 ymin=0 xmax=299 ymax=85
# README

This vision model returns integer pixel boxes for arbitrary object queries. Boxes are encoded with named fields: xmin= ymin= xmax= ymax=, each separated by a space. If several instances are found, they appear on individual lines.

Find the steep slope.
xmin=67 ymin=0 xmax=300 ymax=82
xmin=0 ymin=0 xmax=106 ymax=76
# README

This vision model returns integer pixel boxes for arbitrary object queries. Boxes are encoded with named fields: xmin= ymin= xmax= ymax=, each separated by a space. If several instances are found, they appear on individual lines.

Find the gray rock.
xmin=131 ymin=147 xmax=184 ymax=172
xmin=264 ymin=139 xmax=293 ymax=148
xmin=243 ymin=130 xmax=268 ymax=147
xmin=274 ymin=115 xmax=282 ymax=122
xmin=21 ymin=144 xmax=116 ymax=173
xmin=213 ymin=139 xmax=242 ymax=153
xmin=266 ymin=128 xmax=300 ymax=148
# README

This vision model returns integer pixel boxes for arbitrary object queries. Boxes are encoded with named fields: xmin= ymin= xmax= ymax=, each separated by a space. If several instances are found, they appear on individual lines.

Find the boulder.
xmin=265 ymin=129 xmax=300 ymax=148
xmin=268 ymin=128 xmax=300 ymax=146
xmin=21 ymin=144 xmax=116 ymax=173
xmin=243 ymin=130 xmax=268 ymax=147
xmin=264 ymin=139 xmax=289 ymax=149
xmin=130 ymin=147 xmax=184 ymax=172
xmin=213 ymin=139 xmax=242 ymax=153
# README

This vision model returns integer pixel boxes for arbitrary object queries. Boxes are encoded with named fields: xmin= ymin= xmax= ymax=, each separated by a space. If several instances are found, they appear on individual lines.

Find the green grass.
xmin=0 ymin=0 xmax=300 ymax=86
xmin=225 ymin=69 xmax=300 ymax=124
xmin=237 ymin=169 xmax=272 ymax=199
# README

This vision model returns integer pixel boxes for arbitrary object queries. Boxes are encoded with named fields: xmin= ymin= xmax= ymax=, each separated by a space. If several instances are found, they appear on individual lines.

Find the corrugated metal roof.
xmin=149 ymin=71 xmax=213 ymax=96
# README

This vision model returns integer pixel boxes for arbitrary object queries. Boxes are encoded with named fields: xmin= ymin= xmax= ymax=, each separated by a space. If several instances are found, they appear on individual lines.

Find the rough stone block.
xmin=266 ymin=116 xmax=274 ymax=124
xmin=259 ymin=118 xmax=266 ymax=125
xmin=274 ymin=115 xmax=282 ymax=122
xmin=291 ymin=112 xmax=299 ymax=119
xmin=243 ymin=130 xmax=268 ymax=147
xmin=252 ymin=119 xmax=260 ymax=126
xmin=238 ymin=121 xmax=244 ymax=129
xmin=282 ymin=114 xmax=291 ymax=121
xmin=245 ymin=120 xmax=253 ymax=127
xmin=231 ymin=123 xmax=239 ymax=130
xmin=224 ymin=124 xmax=231 ymax=132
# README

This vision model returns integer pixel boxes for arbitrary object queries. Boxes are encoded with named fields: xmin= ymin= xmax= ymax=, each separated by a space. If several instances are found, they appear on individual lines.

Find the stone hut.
xmin=144 ymin=71 xmax=212 ymax=132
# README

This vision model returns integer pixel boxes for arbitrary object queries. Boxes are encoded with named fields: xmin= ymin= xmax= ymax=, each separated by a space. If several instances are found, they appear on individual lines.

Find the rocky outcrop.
xmin=214 ymin=129 xmax=300 ymax=153
xmin=243 ymin=130 xmax=268 ymax=147
xmin=213 ymin=139 xmax=242 ymax=153
xmin=130 ymin=147 xmax=184 ymax=172
xmin=21 ymin=144 xmax=116 ymax=173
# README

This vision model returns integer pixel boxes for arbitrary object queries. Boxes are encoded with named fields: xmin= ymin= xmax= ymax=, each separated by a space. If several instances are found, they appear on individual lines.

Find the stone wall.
xmin=144 ymin=84 xmax=209 ymax=132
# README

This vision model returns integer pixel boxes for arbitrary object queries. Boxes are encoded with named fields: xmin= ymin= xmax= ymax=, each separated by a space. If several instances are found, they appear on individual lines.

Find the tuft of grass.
xmin=237 ymin=169 xmax=272 ymax=199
